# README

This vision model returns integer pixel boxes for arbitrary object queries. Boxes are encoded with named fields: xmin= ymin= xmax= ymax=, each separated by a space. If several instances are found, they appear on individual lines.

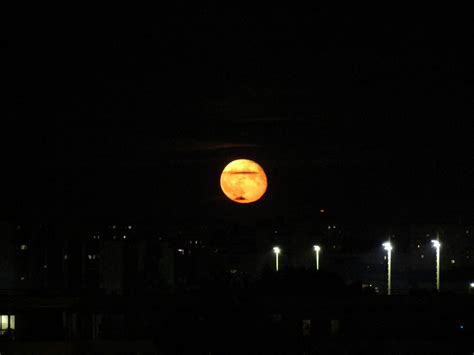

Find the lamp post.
xmin=313 ymin=245 xmax=321 ymax=270
xmin=382 ymin=242 xmax=393 ymax=295
xmin=273 ymin=247 xmax=281 ymax=272
xmin=431 ymin=239 xmax=441 ymax=291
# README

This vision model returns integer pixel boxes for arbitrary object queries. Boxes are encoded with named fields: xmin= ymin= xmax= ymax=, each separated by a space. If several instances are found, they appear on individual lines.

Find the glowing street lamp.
xmin=382 ymin=242 xmax=393 ymax=295
xmin=431 ymin=239 xmax=441 ymax=291
xmin=273 ymin=247 xmax=281 ymax=272
xmin=313 ymin=245 xmax=321 ymax=270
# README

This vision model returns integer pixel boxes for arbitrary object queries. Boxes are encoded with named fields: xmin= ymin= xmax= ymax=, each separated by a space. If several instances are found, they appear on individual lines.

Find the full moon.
xmin=220 ymin=159 xmax=268 ymax=204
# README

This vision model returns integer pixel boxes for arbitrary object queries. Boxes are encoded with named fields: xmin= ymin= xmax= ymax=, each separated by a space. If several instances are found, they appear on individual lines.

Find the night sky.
xmin=3 ymin=6 xmax=474 ymax=225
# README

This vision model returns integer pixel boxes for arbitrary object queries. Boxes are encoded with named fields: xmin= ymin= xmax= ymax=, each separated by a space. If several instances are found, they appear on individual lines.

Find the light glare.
xmin=382 ymin=242 xmax=393 ymax=251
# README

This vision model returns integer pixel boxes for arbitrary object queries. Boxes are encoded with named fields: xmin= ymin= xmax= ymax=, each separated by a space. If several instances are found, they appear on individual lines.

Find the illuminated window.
xmin=302 ymin=319 xmax=311 ymax=336
xmin=0 ymin=315 xmax=15 ymax=334
xmin=20 ymin=244 xmax=28 ymax=250
xmin=178 ymin=249 xmax=184 ymax=255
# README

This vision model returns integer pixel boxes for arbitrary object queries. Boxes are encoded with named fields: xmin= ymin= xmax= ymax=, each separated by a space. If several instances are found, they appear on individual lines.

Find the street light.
xmin=273 ymin=247 xmax=281 ymax=272
xmin=313 ymin=245 xmax=321 ymax=270
xmin=431 ymin=239 xmax=441 ymax=291
xmin=382 ymin=242 xmax=393 ymax=295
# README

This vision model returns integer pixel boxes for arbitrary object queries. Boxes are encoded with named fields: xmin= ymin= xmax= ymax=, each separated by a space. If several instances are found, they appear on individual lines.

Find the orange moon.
xmin=220 ymin=159 xmax=268 ymax=203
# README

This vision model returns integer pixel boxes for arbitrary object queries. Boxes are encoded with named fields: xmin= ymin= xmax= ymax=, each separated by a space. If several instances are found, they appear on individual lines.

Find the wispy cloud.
xmin=161 ymin=139 xmax=259 ymax=152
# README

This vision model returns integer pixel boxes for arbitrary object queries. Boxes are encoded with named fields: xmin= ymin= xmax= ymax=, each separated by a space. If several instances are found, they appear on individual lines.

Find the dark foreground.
xmin=1 ymin=277 xmax=474 ymax=354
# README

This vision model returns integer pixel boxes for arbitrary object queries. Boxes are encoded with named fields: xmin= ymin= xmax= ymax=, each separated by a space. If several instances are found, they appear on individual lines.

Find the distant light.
xmin=273 ymin=246 xmax=281 ymax=254
xmin=88 ymin=255 xmax=92 ymax=260
xmin=230 ymin=269 xmax=237 ymax=274
xmin=274 ymin=230 xmax=278 ymax=234
xmin=20 ymin=244 xmax=28 ymax=250
xmin=382 ymin=242 xmax=393 ymax=251
xmin=320 ymin=209 xmax=325 ymax=213
xmin=459 ymin=325 xmax=464 ymax=330
xmin=20 ymin=276 xmax=25 ymax=281
xmin=123 ymin=235 xmax=127 ymax=239
xmin=470 ymin=282 xmax=474 ymax=288
xmin=451 ymin=259 xmax=455 ymax=264
xmin=328 ymin=226 xmax=331 ymax=230
xmin=313 ymin=245 xmax=321 ymax=252
xmin=64 ymin=254 xmax=68 ymax=260
xmin=43 ymin=265 xmax=47 ymax=269
xmin=431 ymin=240 xmax=441 ymax=248
xmin=128 ymin=225 xmax=132 ymax=230
xmin=178 ymin=249 xmax=184 ymax=255
xmin=112 ymin=225 xmax=116 ymax=229
xmin=421 ymin=254 xmax=424 ymax=259
xmin=333 ymin=226 xmax=336 ymax=229
xmin=417 ymin=244 xmax=420 ymax=249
